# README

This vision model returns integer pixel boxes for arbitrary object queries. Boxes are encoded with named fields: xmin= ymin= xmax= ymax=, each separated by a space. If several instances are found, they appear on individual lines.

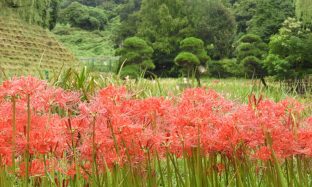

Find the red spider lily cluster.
xmin=0 ymin=76 xmax=311 ymax=180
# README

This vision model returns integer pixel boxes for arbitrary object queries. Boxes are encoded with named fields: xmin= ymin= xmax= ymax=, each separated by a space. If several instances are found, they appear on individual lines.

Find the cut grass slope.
xmin=0 ymin=16 xmax=78 ymax=78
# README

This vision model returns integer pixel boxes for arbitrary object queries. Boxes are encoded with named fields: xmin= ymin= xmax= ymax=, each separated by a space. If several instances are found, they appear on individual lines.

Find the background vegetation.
xmin=40 ymin=0 xmax=312 ymax=89
xmin=0 ymin=0 xmax=311 ymax=91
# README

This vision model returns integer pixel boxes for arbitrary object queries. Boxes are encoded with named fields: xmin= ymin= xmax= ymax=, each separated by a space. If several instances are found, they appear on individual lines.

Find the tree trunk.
xmin=260 ymin=77 xmax=268 ymax=88
xmin=195 ymin=72 xmax=201 ymax=87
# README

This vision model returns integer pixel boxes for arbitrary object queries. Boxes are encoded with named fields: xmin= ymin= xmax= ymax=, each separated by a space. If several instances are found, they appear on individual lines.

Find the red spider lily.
xmin=214 ymin=163 xmax=225 ymax=174
xmin=0 ymin=77 xmax=76 ymax=171
xmin=0 ymin=76 xmax=46 ymax=98
xmin=19 ymin=159 xmax=50 ymax=177
xmin=32 ymin=88 xmax=80 ymax=111
xmin=0 ymin=76 xmax=311 ymax=184
xmin=253 ymin=146 xmax=272 ymax=161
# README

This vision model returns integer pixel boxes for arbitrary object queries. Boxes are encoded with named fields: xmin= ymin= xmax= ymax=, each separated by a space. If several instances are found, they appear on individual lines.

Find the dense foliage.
xmin=62 ymin=0 xmax=107 ymax=7
xmin=245 ymin=0 xmax=295 ymax=42
xmin=265 ymin=18 xmax=312 ymax=80
xmin=194 ymin=0 xmax=236 ymax=59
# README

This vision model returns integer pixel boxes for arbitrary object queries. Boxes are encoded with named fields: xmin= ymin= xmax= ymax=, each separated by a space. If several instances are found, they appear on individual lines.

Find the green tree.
xmin=59 ymin=2 xmax=108 ymax=30
xmin=236 ymin=34 xmax=268 ymax=86
xmin=121 ymin=0 xmax=236 ymax=76
xmin=180 ymin=37 xmax=210 ymax=64
xmin=49 ymin=0 xmax=61 ymax=30
xmin=265 ymin=18 xmax=312 ymax=80
xmin=178 ymin=37 xmax=210 ymax=86
xmin=233 ymin=0 xmax=294 ymax=42
xmin=194 ymin=0 xmax=237 ymax=59
xmin=137 ymin=0 xmax=194 ymax=76
xmin=246 ymin=0 xmax=295 ymax=42
xmin=233 ymin=0 xmax=257 ymax=35
xmin=116 ymin=37 xmax=154 ymax=78
xmin=174 ymin=52 xmax=200 ymax=84
xmin=114 ymin=0 xmax=142 ymax=46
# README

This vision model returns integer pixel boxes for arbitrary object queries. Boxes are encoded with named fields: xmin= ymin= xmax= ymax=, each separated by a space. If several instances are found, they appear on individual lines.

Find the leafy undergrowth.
xmin=0 ymin=76 xmax=312 ymax=187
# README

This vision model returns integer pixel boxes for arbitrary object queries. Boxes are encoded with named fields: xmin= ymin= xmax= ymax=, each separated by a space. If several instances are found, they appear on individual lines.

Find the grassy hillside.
xmin=52 ymin=16 xmax=119 ymax=58
xmin=52 ymin=17 xmax=120 ymax=72
xmin=0 ymin=16 xmax=78 ymax=78
xmin=53 ymin=24 xmax=115 ymax=58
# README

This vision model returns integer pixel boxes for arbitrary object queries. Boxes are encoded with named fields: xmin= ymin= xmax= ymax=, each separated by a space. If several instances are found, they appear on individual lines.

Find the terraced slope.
xmin=0 ymin=16 xmax=78 ymax=78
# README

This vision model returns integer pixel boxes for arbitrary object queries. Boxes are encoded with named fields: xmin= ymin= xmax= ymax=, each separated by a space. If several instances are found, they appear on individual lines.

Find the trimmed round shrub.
xmin=236 ymin=34 xmax=267 ymax=78
xmin=242 ymin=56 xmax=265 ymax=77
xmin=180 ymin=37 xmax=210 ymax=64
xmin=116 ymin=37 xmax=154 ymax=78
xmin=174 ymin=52 xmax=200 ymax=67
xmin=119 ymin=64 xmax=141 ymax=79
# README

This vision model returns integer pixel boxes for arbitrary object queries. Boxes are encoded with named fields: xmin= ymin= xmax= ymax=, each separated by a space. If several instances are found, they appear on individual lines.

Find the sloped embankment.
xmin=0 ymin=16 xmax=78 ymax=77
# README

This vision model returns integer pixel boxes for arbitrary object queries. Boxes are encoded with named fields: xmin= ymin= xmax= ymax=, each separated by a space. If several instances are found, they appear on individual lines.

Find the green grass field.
xmin=91 ymin=74 xmax=310 ymax=100
xmin=43 ymin=68 xmax=311 ymax=114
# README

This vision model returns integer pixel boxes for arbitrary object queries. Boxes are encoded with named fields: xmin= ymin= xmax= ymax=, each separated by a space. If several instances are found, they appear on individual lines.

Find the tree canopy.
xmin=59 ymin=2 xmax=108 ymax=30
